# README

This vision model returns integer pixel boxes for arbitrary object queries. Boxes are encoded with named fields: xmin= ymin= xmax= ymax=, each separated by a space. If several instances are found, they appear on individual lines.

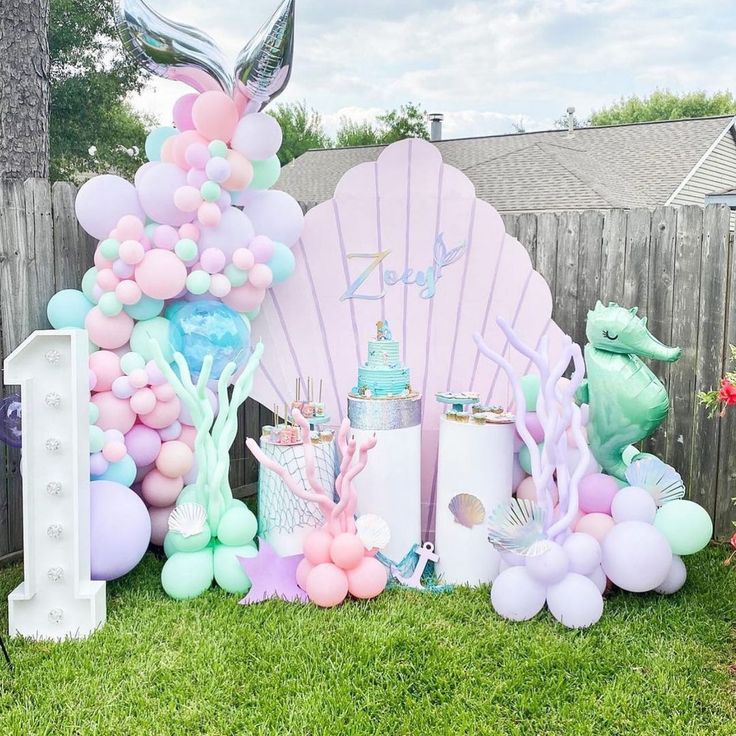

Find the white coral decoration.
xmin=168 ymin=503 xmax=208 ymax=538
xmin=355 ymin=514 xmax=391 ymax=551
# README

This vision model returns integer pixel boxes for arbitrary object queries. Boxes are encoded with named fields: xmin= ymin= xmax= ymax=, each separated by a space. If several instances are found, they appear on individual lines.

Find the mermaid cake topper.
xmin=376 ymin=320 xmax=393 ymax=341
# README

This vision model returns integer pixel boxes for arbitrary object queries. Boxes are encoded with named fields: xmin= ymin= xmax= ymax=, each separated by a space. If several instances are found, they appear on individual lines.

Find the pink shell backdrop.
xmin=252 ymin=138 xmax=564 ymax=537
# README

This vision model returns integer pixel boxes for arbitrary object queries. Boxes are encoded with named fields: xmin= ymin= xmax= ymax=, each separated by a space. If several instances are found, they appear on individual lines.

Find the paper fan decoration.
xmin=168 ymin=503 xmax=208 ymax=538
xmin=448 ymin=493 xmax=486 ymax=529
xmin=251 ymin=138 xmax=565 ymax=538
xmin=625 ymin=458 xmax=685 ymax=506
xmin=487 ymin=499 xmax=549 ymax=557
xmin=356 ymin=514 xmax=391 ymax=551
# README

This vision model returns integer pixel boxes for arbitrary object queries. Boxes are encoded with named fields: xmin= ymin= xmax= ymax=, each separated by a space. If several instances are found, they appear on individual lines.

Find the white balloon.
xmin=241 ymin=190 xmax=304 ymax=247
xmin=654 ymin=555 xmax=687 ymax=595
xmin=562 ymin=532 xmax=602 ymax=576
xmin=587 ymin=565 xmax=607 ymax=594
xmin=231 ymin=113 xmax=283 ymax=161
xmin=526 ymin=542 xmax=569 ymax=586
xmin=611 ymin=486 xmax=657 ymax=524
xmin=490 ymin=566 xmax=546 ymax=622
xmin=547 ymin=573 xmax=604 ymax=629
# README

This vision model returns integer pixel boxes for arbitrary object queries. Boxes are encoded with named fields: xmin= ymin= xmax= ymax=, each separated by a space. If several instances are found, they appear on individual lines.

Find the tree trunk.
xmin=0 ymin=0 xmax=50 ymax=180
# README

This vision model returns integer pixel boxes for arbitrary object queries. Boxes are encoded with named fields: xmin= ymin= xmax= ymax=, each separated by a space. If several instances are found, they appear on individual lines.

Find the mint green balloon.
xmin=175 ymin=238 xmax=198 ymax=262
xmin=186 ymin=270 xmax=211 ymax=295
xmin=216 ymin=501 xmax=257 ymax=546
xmin=176 ymin=484 xmax=203 ymax=507
xmin=130 ymin=317 xmax=173 ymax=362
xmin=520 ymin=375 xmax=540 ymax=411
xmin=518 ymin=443 xmax=543 ymax=475
xmin=161 ymin=548 xmax=214 ymax=600
xmin=47 ymin=289 xmax=94 ymax=329
xmin=166 ymin=528 xmax=212 ymax=555
xmin=213 ymin=542 xmax=254 ymax=595
xmin=120 ymin=351 xmax=146 ymax=374
xmin=88 ymin=402 xmax=100 ymax=425
xmin=208 ymin=140 xmax=228 ymax=158
xmin=99 ymin=292 xmax=123 ymax=317
xmin=124 ymin=295 xmax=164 ymax=321
xmin=250 ymin=155 xmax=281 ymax=190
xmin=225 ymin=264 xmax=247 ymax=287
xmin=81 ymin=267 xmax=99 ymax=304
xmin=200 ymin=181 xmax=221 ymax=202
xmin=89 ymin=425 xmax=105 ymax=453
xmin=654 ymin=500 xmax=712 ymax=556
xmin=99 ymin=238 xmax=120 ymax=260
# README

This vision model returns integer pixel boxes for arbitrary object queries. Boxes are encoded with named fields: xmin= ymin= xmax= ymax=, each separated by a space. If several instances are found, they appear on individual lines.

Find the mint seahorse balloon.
xmin=577 ymin=302 xmax=681 ymax=480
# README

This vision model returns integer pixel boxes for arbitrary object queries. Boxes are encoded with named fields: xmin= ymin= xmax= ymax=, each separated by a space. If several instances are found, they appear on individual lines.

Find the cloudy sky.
xmin=135 ymin=0 xmax=736 ymax=140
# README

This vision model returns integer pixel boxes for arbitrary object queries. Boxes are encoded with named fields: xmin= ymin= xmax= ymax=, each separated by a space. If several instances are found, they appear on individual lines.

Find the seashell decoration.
xmin=251 ymin=138 xmax=564 ymax=537
xmin=487 ymin=498 xmax=550 ymax=557
xmin=168 ymin=503 xmax=208 ymax=538
xmin=355 ymin=514 xmax=391 ymax=551
xmin=625 ymin=457 xmax=685 ymax=506
xmin=448 ymin=493 xmax=486 ymax=529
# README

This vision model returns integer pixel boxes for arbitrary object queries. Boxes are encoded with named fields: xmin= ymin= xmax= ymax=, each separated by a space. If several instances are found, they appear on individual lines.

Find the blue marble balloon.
xmin=169 ymin=301 xmax=250 ymax=379
xmin=0 ymin=394 xmax=22 ymax=449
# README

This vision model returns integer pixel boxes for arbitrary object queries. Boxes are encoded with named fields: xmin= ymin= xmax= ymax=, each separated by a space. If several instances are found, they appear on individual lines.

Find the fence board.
xmin=52 ymin=181 xmax=95 ymax=291
xmin=691 ymin=205 xmax=730 ymax=517
xmin=623 ymin=209 xmax=652 ymax=314
xmin=555 ymin=212 xmax=581 ymax=343
xmin=576 ymin=210 xmax=604 ymax=346
xmin=600 ymin=209 xmax=627 ymax=305
xmin=665 ymin=206 xmax=703 ymax=493
xmin=535 ymin=213 xmax=558 ymax=301
xmin=516 ymin=212 xmax=538 ymax=268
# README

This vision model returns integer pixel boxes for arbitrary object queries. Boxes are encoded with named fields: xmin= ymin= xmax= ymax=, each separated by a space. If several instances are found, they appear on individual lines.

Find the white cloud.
xmin=134 ymin=0 xmax=736 ymax=139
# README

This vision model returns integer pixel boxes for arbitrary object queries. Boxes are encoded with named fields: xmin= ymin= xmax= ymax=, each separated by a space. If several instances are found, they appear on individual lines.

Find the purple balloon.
xmin=239 ymin=190 xmax=303 ymax=247
xmin=125 ymin=425 xmax=162 ymax=468
xmin=231 ymin=113 xmax=283 ymax=161
xmin=0 ymin=394 xmax=22 ymax=449
xmin=546 ymin=572 xmax=604 ymax=629
xmin=526 ymin=542 xmax=569 ymax=586
xmin=490 ymin=566 xmax=546 ymax=622
xmin=198 ymin=207 xmax=255 ymax=258
xmin=90 ymin=480 xmax=151 ymax=581
xmin=601 ymin=521 xmax=672 ymax=592
xmin=611 ymin=486 xmax=657 ymax=524
xmin=76 ymin=175 xmax=146 ymax=240
xmin=173 ymin=93 xmax=197 ymax=131
xmin=205 ymin=157 xmax=232 ymax=183
xmin=562 ymin=532 xmax=602 ymax=576
xmin=137 ymin=163 xmax=192 ymax=227
xmin=654 ymin=555 xmax=687 ymax=595
xmin=90 ymin=452 xmax=109 ymax=476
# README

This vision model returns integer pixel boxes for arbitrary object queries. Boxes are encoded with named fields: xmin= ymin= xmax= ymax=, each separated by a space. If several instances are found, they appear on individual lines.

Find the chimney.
xmin=566 ymin=106 xmax=576 ymax=135
xmin=429 ymin=113 xmax=444 ymax=142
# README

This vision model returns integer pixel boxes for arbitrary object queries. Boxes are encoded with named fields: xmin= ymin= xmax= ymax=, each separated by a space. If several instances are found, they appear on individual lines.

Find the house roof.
xmin=276 ymin=115 xmax=736 ymax=212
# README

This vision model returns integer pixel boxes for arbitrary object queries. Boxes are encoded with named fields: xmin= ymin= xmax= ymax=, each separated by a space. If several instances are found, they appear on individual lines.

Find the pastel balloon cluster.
xmin=296 ymin=527 xmax=387 ymax=608
xmin=44 ymin=89 xmax=303 ymax=581
xmin=494 ymin=533 xmax=606 ymax=629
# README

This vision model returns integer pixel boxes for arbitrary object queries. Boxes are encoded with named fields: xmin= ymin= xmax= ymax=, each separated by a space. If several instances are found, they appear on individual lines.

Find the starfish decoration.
xmin=238 ymin=538 xmax=308 ymax=605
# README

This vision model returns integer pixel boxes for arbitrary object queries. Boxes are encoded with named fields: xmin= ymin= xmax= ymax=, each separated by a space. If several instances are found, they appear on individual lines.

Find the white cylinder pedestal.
xmin=257 ymin=438 xmax=337 ymax=557
xmin=435 ymin=416 xmax=514 ymax=586
xmin=348 ymin=395 xmax=422 ymax=562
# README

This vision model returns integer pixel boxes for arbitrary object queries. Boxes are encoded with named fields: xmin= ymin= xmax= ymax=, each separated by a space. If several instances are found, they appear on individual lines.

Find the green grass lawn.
xmin=0 ymin=546 xmax=734 ymax=736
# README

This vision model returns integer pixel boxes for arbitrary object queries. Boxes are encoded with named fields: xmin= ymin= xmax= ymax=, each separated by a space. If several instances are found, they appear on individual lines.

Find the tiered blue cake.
xmin=352 ymin=321 xmax=412 ymax=398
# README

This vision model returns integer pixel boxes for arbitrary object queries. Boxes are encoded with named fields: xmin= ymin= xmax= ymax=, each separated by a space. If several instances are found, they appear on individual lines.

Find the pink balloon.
xmin=296 ymin=558 xmax=314 ymax=590
xmin=192 ymin=91 xmax=239 ymax=142
xmin=152 ymin=383 xmax=176 ymax=402
xmin=329 ymin=533 xmax=365 ymax=571
xmin=173 ymin=93 xmax=197 ymax=131
xmin=117 ymin=215 xmax=145 ymax=241
xmin=209 ymin=274 xmax=232 ymax=298
xmin=174 ymin=186 xmax=203 ymax=214
xmin=346 ymin=557 xmax=387 ymax=600
xmin=149 ymin=504 xmax=175 ymax=546
xmin=179 ymin=223 xmax=200 ymax=242
xmin=140 ymin=397 xmax=182 ymax=430
xmin=198 ymin=202 xmax=221 ymax=227
xmin=116 ymin=280 xmax=142 ymax=306
xmin=232 ymin=248 xmax=255 ymax=271
xmin=223 ymin=283 xmax=265 ymax=312
xmin=112 ymin=260 xmax=135 ymax=279
xmin=76 ymin=175 xmax=146 ymax=240
xmin=200 ymin=247 xmax=226 ymax=274
xmin=89 ymin=350 xmax=122 ymax=391
xmin=154 ymin=225 xmax=179 ymax=250
xmin=198 ymin=207 xmax=255 ymax=258
xmin=222 ymin=151 xmax=253 ymax=191
xmin=303 ymin=528 xmax=333 ymax=566
xmin=575 ymin=512 xmax=615 ymax=543
xmin=97 ymin=268 xmax=120 ymax=292
xmin=305 ymin=563 xmax=349 ymax=608
xmin=249 ymin=235 xmax=275 ymax=263
xmin=172 ymin=130 xmax=207 ymax=170
xmin=102 ymin=441 xmax=127 ymax=463
xmin=516 ymin=476 xmax=559 ymax=506
xmin=248 ymin=263 xmax=273 ymax=289
xmin=137 ymin=163 xmax=192 ymax=227
xmin=119 ymin=240 xmax=145 ymax=266
xmin=178 ymin=424 xmax=197 ymax=449
xmin=86 ymin=308 xmax=134 ymax=350
xmin=522 ymin=413 xmax=545 ymax=444
xmin=135 ymin=250 xmax=188 ymax=300
xmin=125 ymin=425 xmax=162 ymax=467
xmin=130 ymin=388 xmax=157 ymax=415
xmin=156 ymin=441 xmax=194 ymax=479
xmin=92 ymin=391 xmax=137 ymax=434
xmin=578 ymin=473 xmax=619 ymax=515
xmin=141 ymin=469 xmax=183 ymax=508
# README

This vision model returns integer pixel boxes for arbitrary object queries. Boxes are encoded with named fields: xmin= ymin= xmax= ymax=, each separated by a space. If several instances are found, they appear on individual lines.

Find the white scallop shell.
xmin=355 ymin=514 xmax=391 ymax=551
xmin=168 ymin=503 xmax=208 ymax=538
xmin=625 ymin=457 xmax=685 ymax=506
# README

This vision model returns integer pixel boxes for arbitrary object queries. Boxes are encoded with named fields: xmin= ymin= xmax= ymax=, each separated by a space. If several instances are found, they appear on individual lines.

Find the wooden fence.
xmin=0 ymin=181 xmax=734 ymax=564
